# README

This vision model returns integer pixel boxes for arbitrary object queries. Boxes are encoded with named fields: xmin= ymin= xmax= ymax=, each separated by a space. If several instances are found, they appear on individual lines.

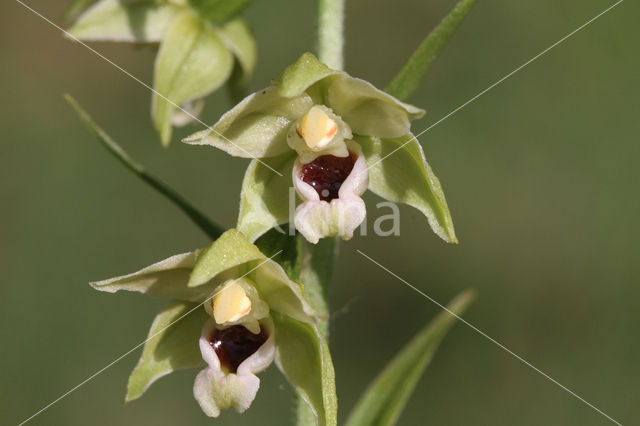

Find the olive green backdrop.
xmin=1 ymin=0 xmax=638 ymax=424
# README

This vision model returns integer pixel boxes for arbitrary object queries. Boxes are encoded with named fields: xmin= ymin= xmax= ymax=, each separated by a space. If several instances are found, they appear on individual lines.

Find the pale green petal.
xmin=237 ymin=153 xmax=297 ymax=242
xmin=327 ymin=75 xmax=425 ymax=139
xmin=188 ymin=229 xmax=265 ymax=288
xmin=216 ymin=18 xmax=257 ymax=86
xmin=152 ymin=10 xmax=234 ymax=145
xmin=273 ymin=312 xmax=337 ymax=426
xmin=183 ymin=87 xmax=312 ymax=157
xmin=345 ymin=290 xmax=475 ymax=426
xmin=125 ymin=301 xmax=208 ymax=402
xmin=90 ymin=250 xmax=219 ymax=302
xmin=358 ymin=134 xmax=457 ymax=243
xmin=189 ymin=230 xmax=319 ymax=323
xmin=68 ymin=0 xmax=180 ymax=42
xmin=277 ymin=52 xmax=339 ymax=99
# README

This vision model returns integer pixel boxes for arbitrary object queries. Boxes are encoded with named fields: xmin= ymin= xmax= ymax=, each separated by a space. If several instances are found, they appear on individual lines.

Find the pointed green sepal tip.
xmin=188 ymin=229 xmax=264 ymax=288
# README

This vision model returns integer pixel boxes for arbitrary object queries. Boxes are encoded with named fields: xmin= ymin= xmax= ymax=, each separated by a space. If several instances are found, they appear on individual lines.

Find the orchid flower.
xmin=184 ymin=52 xmax=456 ymax=244
xmin=91 ymin=229 xmax=336 ymax=424
xmin=68 ymin=0 xmax=257 ymax=145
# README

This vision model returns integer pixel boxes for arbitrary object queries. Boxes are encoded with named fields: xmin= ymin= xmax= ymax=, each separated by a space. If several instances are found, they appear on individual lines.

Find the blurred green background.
xmin=2 ymin=0 xmax=638 ymax=424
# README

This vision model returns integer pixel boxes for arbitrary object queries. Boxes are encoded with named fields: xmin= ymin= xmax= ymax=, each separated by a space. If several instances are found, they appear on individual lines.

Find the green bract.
xmin=68 ymin=0 xmax=257 ymax=146
xmin=184 ymin=52 xmax=457 ymax=244
xmin=91 ymin=229 xmax=337 ymax=425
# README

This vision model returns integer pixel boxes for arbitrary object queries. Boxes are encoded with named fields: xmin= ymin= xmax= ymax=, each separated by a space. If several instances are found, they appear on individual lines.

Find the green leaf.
xmin=126 ymin=301 xmax=208 ymax=402
xmin=216 ymin=18 xmax=257 ymax=87
xmin=358 ymin=134 xmax=457 ymax=243
xmin=152 ymin=10 xmax=233 ymax=145
xmin=273 ymin=312 xmax=337 ymax=426
xmin=326 ymin=74 xmax=424 ymax=139
xmin=65 ymin=94 xmax=223 ymax=240
xmin=237 ymin=153 xmax=297 ymax=242
xmin=90 ymin=249 xmax=222 ymax=302
xmin=385 ymin=0 xmax=477 ymax=101
xmin=67 ymin=0 xmax=181 ymax=42
xmin=277 ymin=52 xmax=339 ymax=99
xmin=188 ymin=229 xmax=265 ymax=288
xmin=345 ymin=290 xmax=475 ymax=426
xmin=183 ymin=87 xmax=312 ymax=157
xmin=190 ymin=0 xmax=252 ymax=24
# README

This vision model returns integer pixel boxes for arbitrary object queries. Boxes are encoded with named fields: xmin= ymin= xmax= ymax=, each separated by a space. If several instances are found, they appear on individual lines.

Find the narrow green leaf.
xmin=152 ymin=10 xmax=233 ymax=145
xmin=64 ymin=94 xmax=223 ymax=240
xmin=345 ymin=290 xmax=475 ymax=426
xmin=385 ymin=0 xmax=477 ymax=101
xmin=126 ymin=301 xmax=208 ymax=402
xmin=358 ymin=134 xmax=457 ymax=243
xmin=273 ymin=312 xmax=337 ymax=426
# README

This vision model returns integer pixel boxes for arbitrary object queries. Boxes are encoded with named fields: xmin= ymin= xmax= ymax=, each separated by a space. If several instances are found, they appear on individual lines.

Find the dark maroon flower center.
xmin=209 ymin=325 xmax=268 ymax=373
xmin=300 ymin=151 xmax=357 ymax=201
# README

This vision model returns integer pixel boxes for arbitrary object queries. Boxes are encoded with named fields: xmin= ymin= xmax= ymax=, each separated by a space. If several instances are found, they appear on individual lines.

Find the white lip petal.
xmin=193 ymin=367 xmax=260 ymax=417
xmin=294 ymin=197 xmax=366 ymax=244
xmin=292 ymin=141 xmax=368 ymax=243
xmin=195 ymin=319 xmax=275 ymax=417
xmin=199 ymin=319 xmax=275 ymax=373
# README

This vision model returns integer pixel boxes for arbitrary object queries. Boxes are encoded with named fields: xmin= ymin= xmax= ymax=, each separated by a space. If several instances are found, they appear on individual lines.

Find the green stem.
xmin=294 ymin=3 xmax=345 ymax=423
xmin=65 ymin=94 xmax=224 ymax=241
xmin=318 ymin=0 xmax=345 ymax=70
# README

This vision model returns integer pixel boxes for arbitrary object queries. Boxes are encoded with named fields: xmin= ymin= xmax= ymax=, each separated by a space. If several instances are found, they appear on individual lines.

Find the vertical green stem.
xmin=295 ymin=2 xmax=345 ymax=423
xmin=318 ymin=0 xmax=345 ymax=70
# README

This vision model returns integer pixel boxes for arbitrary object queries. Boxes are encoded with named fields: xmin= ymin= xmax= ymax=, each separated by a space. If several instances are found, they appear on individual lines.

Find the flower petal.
xmin=237 ymin=153 xmax=297 ymax=243
xmin=67 ymin=0 xmax=180 ymax=42
xmin=152 ymin=10 xmax=233 ymax=145
xmin=193 ymin=367 xmax=260 ymax=417
xmin=293 ymin=198 xmax=366 ymax=244
xmin=358 ymin=134 xmax=457 ymax=243
xmin=125 ymin=301 xmax=208 ymax=403
xmin=292 ymin=142 xmax=368 ymax=243
xmin=276 ymin=52 xmax=340 ymax=99
xmin=189 ymin=230 xmax=320 ymax=322
xmin=188 ymin=229 xmax=265 ymax=288
xmin=199 ymin=319 xmax=275 ymax=373
xmin=183 ymin=87 xmax=312 ymax=157
xmin=216 ymin=18 xmax=256 ymax=87
xmin=326 ymin=75 xmax=425 ymax=138
xmin=273 ymin=312 xmax=337 ymax=426
xmin=90 ymin=250 xmax=220 ymax=301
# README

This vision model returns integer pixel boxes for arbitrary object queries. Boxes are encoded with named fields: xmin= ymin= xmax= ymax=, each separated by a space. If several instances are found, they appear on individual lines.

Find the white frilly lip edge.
xmin=194 ymin=318 xmax=275 ymax=417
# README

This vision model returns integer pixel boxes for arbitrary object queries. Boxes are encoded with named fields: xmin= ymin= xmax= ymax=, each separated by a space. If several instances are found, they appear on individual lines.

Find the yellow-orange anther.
xmin=212 ymin=281 xmax=252 ymax=324
xmin=299 ymin=106 xmax=338 ymax=150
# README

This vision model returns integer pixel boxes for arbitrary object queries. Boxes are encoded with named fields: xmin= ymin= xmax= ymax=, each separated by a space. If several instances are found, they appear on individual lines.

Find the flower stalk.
xmin=318 ymin=0 xmax=345 ymax=70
